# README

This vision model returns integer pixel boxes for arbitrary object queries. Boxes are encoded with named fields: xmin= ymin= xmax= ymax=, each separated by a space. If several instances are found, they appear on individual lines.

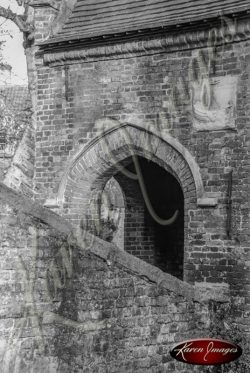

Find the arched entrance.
xmin=56 ymin=122 xmax=213 ymax=279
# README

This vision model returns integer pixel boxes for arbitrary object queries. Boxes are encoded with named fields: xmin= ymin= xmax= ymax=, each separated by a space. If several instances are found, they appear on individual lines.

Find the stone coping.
xmin=0 ymin=182 xmax=71 ymax=235
xmin=80 ymin=232 xmax=229 ymax=304
xmin=0 ymin=181 xmax=228 ymax=304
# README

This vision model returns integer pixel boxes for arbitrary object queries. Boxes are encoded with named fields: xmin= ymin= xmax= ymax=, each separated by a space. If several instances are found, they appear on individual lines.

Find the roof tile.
xmin=45 ymin=0 xmax=250 ymax=44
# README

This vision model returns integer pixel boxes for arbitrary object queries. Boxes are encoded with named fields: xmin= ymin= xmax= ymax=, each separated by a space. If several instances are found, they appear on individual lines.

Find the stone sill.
xmin=198 ymin=197 xmax=218 ymax=207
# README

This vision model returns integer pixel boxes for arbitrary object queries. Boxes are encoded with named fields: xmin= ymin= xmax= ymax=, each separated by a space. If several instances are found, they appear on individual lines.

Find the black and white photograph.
xmin=0 ymin=0 xmax=249 ymax=372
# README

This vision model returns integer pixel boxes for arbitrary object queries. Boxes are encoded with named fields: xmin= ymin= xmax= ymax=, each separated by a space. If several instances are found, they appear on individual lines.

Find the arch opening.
xmin=99 ymin=156 xmax=184 ymax=279
xmin=57 ymin=123 xmax=207 ymax=280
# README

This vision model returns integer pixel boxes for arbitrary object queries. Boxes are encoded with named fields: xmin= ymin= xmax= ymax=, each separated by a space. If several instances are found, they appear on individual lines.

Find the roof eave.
xmin=38 ymin=16 xmax=222 ymax=51
xmin=38 ymin=10 xmax=250 ymax=53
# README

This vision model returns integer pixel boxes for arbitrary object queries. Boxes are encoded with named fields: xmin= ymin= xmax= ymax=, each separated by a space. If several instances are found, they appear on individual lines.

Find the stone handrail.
xmin=0 ymin=181 xmax=228 ymax=304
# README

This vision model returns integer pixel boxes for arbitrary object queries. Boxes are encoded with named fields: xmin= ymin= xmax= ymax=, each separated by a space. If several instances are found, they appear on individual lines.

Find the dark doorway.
xmin=101 ymin=156 xmax=184 ymax=279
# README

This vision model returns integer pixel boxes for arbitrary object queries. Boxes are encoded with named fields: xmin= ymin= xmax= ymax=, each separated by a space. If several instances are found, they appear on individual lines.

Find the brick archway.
xmin=57 ymin=122 xmax=216 ymax=221
xmin=56 ymin=121 xmax=218 ymax=279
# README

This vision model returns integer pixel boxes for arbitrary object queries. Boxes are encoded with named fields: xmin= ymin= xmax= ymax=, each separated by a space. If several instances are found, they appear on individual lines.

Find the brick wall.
xmin=0 ymin=182 xmax=230 ymax=373
xmin=33 ymin=30 xmax=250 ymax=301
xmin=117 ymin=172 xmax=156 ymax=267
xmin=29 ymin=5 xmax=250 ymax=349
xmin=55 ymin=247 xmax=209 ymax=373
xmin=0 ymin=183 xmax=68 ymax=372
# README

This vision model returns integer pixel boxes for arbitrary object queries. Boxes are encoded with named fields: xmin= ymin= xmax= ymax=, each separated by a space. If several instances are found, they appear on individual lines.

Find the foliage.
xmin=207 ymin=300 xmax=250 ymax=373
xmin=0 ymin=89 xmax=31 ymax=155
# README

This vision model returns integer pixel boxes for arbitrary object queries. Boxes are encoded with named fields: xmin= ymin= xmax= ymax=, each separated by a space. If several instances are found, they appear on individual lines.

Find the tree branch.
xmin=0 ymin=6 xmax=33 ymax=34
xmin=16 ymin=0 xmax=32 ymax=6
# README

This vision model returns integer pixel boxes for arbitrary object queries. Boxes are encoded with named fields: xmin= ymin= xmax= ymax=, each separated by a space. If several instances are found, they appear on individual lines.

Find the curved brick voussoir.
xmin=57 ymin=122 xmax=214 ymax=226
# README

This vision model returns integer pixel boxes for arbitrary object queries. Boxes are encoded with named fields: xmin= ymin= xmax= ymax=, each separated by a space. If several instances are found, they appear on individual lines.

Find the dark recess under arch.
xmin=111 ymin=156 xmax=184 ymax=279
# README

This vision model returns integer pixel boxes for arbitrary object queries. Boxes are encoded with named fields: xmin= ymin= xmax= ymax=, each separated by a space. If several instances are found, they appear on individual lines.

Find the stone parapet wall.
xmin=0 ymin=182 xmax=232 ymax=372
